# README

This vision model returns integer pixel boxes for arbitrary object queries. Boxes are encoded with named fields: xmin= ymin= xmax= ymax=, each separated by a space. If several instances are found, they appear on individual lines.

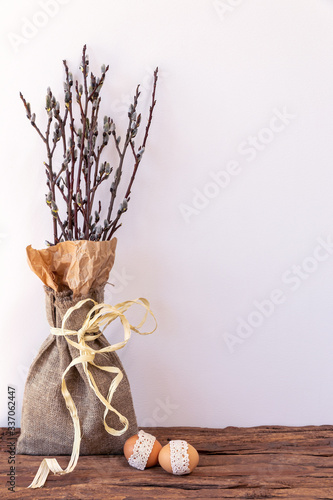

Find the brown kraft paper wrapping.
xmin=26 ymin=238 xmax=117 ymax=296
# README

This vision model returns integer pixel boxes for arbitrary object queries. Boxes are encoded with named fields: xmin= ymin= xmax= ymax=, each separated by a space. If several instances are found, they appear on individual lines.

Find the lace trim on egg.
xmin=170 ymin=440 xmax=191 ymax=475
xmin=128 ymin=430 xmax=156 ymax=470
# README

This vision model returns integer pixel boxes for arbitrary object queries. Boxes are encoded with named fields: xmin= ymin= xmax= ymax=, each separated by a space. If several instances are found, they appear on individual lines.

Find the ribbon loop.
xmin=29 ymin=297 xmax=157 ymax=489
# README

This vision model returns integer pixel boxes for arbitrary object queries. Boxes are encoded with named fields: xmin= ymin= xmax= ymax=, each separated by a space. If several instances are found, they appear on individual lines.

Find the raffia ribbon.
xmin=28 ymin=297 xmax=157 ymax=489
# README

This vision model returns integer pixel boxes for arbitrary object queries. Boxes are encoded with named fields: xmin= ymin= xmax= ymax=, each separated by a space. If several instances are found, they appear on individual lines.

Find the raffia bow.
xmin=28 ymin=297 xmax=157 ymax=489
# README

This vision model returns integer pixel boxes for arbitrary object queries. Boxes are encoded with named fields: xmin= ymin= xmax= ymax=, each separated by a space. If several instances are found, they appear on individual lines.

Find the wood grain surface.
xmin=1 ymin=425 xmax=333 ymax=499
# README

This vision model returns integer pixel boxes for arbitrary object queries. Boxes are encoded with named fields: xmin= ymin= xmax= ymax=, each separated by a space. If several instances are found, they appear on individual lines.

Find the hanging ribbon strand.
xmin=28 ymin=297 xmax=157 ymax=489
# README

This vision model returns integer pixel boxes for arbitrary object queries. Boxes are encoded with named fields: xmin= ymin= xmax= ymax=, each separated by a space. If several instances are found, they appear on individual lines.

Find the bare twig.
xmin=20 ymin=47 xmax=158 ymax=245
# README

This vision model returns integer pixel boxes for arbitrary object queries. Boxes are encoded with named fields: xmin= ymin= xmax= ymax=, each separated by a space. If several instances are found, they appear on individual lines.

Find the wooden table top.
xmin=1 ymin=425 xmax=333 ymax=499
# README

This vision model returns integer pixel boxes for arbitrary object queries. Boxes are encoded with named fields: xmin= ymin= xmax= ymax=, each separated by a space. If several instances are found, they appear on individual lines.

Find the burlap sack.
xmin=17 ymin=239 xmax=138 ymax=456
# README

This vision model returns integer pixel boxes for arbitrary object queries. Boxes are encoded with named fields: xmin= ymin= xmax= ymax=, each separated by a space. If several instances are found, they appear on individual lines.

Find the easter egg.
xmin=124 ymin=430 xmax=162 ymax=470
xmin=158 ymin=440 xmax=199 ymax=475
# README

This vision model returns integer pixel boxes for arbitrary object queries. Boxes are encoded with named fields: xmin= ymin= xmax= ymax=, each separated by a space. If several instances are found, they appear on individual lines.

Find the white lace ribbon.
xmin=128 ymin=430 xmax=156 ymax=470
xmin=170 ymin=440 xmax=191 ymax=475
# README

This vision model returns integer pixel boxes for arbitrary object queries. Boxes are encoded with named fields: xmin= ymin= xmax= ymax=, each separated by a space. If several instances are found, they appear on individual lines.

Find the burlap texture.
xmin=16 ymin=285 xmax=138 ymax=456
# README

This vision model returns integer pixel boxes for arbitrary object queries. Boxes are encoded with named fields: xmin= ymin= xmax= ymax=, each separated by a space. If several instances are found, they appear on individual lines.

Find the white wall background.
xmin=1 ymin=0 xmax=333 ymax=430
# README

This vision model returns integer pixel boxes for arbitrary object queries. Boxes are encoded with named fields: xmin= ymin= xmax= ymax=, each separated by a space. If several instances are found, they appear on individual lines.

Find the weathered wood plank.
xmin=1 ymin=426 xmax=333 ymax=499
